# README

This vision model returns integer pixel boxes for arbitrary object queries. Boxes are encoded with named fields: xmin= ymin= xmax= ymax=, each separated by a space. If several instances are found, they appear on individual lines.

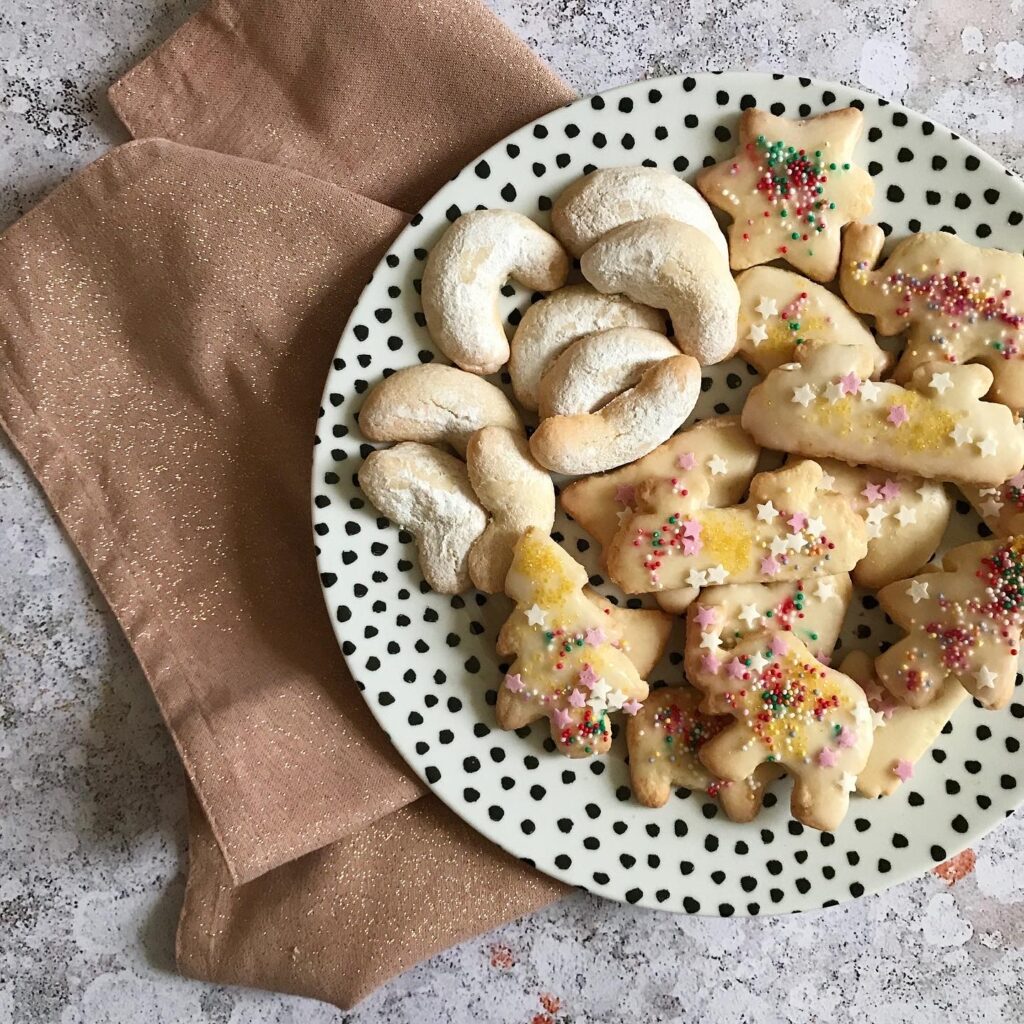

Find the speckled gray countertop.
xmin=2 ymin=2 xmax=1024 ymax=1022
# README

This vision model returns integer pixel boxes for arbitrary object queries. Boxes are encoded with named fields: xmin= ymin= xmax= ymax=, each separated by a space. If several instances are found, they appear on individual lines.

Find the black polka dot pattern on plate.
xmin=312 ymin=72 xmax=1024 ymax=917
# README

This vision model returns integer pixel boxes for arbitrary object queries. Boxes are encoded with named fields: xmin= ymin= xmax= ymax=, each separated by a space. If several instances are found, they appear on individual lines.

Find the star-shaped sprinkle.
xmin=682 ymin=518 xmax=702 ymax=538
xmin=804 ymin=515 xmax=825 ymax=536
xmin=792 ymin=383 xmax=816 ymax=407
xmin=700 ymin=630 xmax=723 ymax=652
xmin=589 ymin=678 xmax=612 ymax=704
xmin=824 ymin=380 xmax=844 ymax=403
xmin=981 ymin=498 xmax=1003 ymax=519
xmin=614 ymin=484 xmax=636 ymax=507
xmin=553 ymin=706 xmax=573 ymax=729
xmin=785 ymin=531 xmax=806 ymax=552
xmin=870 ymin=709 xmax=888 ymax=730
xmin=815 ymin=577 xmax=837 ymax=601
xmin=616 ymin=507 xmax=632 ymax=524
xmin=726 ymin=657 xmax=746 ymax=679
xmin=893 ymin=759 xmax=914 ymax=782
xmin=755 ymin=296 xmax=778 ymax=319
xmin=887 ymin=404 xmax=909 ymax=427
xmin=676 ymin=451 xmax=697 ymax=470
xmin=708 ymin=454 xmax=729 ymax=476
xmin=622 ymin=698 xmax=642 ymax=716
xmin=769 ymin=535 xmax=790 ymax=558
xmin=747 ymin=651 xmax=769 ymax=673
xmin=747 ymin=323 xmax=768 ymax=346
xmin=578 ymin=665 xmax=600 ymax=690
xmin=686 ymin=569 xmax=709 ymax=588
xmin=895 ymin=505 xmax=917 ymax=527
xmin=879 ymin=480 xmax=901 ymax=501
xmin=787 ymin=511 xmax=808 ymax=531
xmin=525 ymin=604 xmax=547 ymax=627
xmin=975 ymin=665 xmax=998 ymax=691
xmin=770 ymin=634 xmax=789 ymax=656
xmin=840 ymin=372 xmax=861 ymax=396
xmin=840 ymin=772 xmax=858 ymax=794
xmin=818 ymin=747 xmax=838 ymax=768
xmin=761 ymin=555 xmax=780 ymax=576
xmin=906 ymin=579 xmax=929 ymax=604
xmin=701 ymin=653 xmax=721 ymax=674
xmin=858 ymin=379 xmax=880 ymax=402
xmin=930 ymin=371 xmax=953 ymax=395
xmin=916 ymin=482 xmax=933 ymax=500
xmin=695 ymin=605 xmax=718 ymax=628
xmin=584 ymin=626 xmax=606 ymax=646
xmin=978 ymin=434 xmax=999 ymax=458
xmin=706 ymin=564 xmax=729 ymax=585
xmin=568 ymin=688 xmax=586 ymax=708
xmin=504 ymin=672 xmax=525 ymax=693
xmin=606 ymin=689 xmax=627 ymax=711
xmin=950 ymin=423 xmax=974 ymax=447
xmin=837 ymin=727 xmax=857 ymax=749
xmin=862 ymin=482 xmax=883 ymax=503
xmin=820 ymin=470 xmax=836 ymax=490
xmin=865 ymin=505 xmax=888 ymax=530
xmin=756 ymin=500 xmax=779 ymax=523
xmin=739 ymin=604 xmax=761 ymax=628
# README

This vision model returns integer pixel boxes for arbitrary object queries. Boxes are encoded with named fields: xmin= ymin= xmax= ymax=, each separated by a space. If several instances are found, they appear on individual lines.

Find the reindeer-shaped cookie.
xmin=698 ymin=632 xmax=873 ymax=831
xmin=875 ymin=536 xmax=1024 ymax=712
xmin=741 ymin=341 xmax=1024 ymax=486
xmin=840 ymin=224 xmax=1024 ymax=412
xmin=497 ymin=528 xmax=663 ymax=757
xmin=605 ymin=460 xmax=867 ymax=594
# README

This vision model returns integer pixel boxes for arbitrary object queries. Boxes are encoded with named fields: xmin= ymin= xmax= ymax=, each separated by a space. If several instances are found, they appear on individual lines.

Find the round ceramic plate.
xmin=312 ymin=72 xmax=1024 ymax=915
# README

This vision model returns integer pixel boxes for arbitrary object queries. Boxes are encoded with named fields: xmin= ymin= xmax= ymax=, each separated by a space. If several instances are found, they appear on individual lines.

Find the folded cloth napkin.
xmin=0 ymin=0 xmax=574 ymax=1007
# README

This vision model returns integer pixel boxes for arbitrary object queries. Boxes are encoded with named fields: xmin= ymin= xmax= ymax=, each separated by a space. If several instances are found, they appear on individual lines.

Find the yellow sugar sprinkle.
xmin=699 ymin=509 xmax=754 ymax=575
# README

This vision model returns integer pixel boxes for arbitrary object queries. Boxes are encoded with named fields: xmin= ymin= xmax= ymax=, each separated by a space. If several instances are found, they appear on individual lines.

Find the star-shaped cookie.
xmin=696 ymin=107 xmax=873 ymax=282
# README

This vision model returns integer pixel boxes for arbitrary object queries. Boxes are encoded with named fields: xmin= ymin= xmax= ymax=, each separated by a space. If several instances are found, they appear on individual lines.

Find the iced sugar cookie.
xmin=695 ymin=107 xmax=873 ymax=282
xmin=961 ymin=470 xmax=1024 ymax=537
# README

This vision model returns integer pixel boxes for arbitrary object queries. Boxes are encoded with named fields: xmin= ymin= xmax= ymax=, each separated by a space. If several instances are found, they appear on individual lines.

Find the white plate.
xmin=312 ymin=72 xmax=1024 ymax=915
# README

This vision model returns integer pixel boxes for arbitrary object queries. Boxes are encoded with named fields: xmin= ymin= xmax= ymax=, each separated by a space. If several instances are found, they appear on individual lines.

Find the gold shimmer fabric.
xmin=0 ymin=0 xmax=573 ymax=1008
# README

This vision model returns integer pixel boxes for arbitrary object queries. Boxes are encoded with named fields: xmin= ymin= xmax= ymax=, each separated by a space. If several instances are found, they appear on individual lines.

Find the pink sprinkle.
xmin=677 ymin=451 xmax=697 ymax=470
xmin=682 ymin=537 xmax=701 ymax=556
xmin=622 ymin=698 xmax=643 ymax=716
xmin=817 ymin=746 xmax=838 ymax=768
xmin=578 ymin=665 xmax=599 ymax=690
xmin=880 ymin=479 xmax=902 ymax=501
xmin=682 ymin=518 xmax=702 ymax=539
xmin=695 ymin=605 xmax=718 ymax=628
xmin=701 ymin=653 xmax=721 ymax=675
xmin=504 ymin=673 xmax=525 ymax=693
xmin=584 ymin=627 xmax=606 ymax=647
xmin=838 ymin=727 xmax=857 ymax=749
xmin=614 ymin=484 xmax=636 ymax=507
xmin=568 ymin=688 xmax=586 ymax=708
xmin=761 ymin=555 xmax=780 ymax=576
xmin=770 ymin=634 xmax=788 ymax=656
xmin=553 ymin=706 xmax=572 ymax=729
xmin=861 ymin=482 xmax=883 ymax=503
xmin=818 ymin=652 xmax=832 ymax=666
xmin=1010 ymin=470 xmax=1024 ymax=489
xmin=726 ymin=657 xmax=746 ymax=679
xmin=893 ymin=758 xmax=914 ymax=781
xmin=787 ymin=511 xmax=807 ymax=531
xmin=840 ymin=371 xmax=861 ymax=396
xmin=888 ymin=404 xmax=909 ymax=427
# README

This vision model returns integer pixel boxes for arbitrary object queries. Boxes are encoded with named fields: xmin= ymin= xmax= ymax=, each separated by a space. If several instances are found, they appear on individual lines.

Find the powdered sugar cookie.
xmin=551 ymin=165 xmax=727 ymax=260
xmin=698 ymin=631 xmax=873 ymax=831
xmin=422 ymin=210 xmax=569 ymax=374
xmin=695 ymin=107 xmax=873 ymax=282
xmin=606 ymin=460 xmax=867 ymax=594
xmin=509 ymin=284 xmax=667 ymax=412
xmin=357 ymin=442 xmax=486 ymax=594
xmin=684 ymin=574 xmax=852 ymax=714
xmin=735 ymin=266 xmax=890 ymax=376
xmin=359 ymin=364 xmax=522 ymax=455
xmin=840 ymin=651 xmax=968 ymax=800
xmin=580 ymin=217 xmax=740 ymax=365
xmin=529 ymin=354 xmax=701 ymax=475
xmin=466 ymin=427 xmax=555 ymax=594
xmin=962 ymin=470 xmax=1024 ymax=537
xmin=626 ymin=686 xmax=781 ymax=822
xmin=497 ymin=528 xmax=650 ymax=757
xmin=788 ymin=457 xmax=951 ymax=589
xmin=537 ymin=327 xmax=679 ymax=419
xmin=875 ymin=537 xmax=1024 ymax=711
xmin=741 ymin=341 xmax=1024 ymax=486
xmin=840 ymin=224 xmax=1024 ymax=411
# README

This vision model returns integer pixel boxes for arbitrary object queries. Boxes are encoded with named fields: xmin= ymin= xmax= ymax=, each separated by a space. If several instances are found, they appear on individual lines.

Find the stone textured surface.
xmin=1 ymin=0 xmax=1023 ymax=1021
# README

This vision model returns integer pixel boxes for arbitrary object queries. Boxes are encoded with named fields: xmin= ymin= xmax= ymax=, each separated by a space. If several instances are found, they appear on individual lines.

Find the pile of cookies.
xmin=356 ymin=105 xmax=1024 ymax=832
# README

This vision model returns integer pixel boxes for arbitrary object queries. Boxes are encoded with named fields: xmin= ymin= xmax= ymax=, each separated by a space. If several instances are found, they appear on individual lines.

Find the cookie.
xmin=698 ymin=631 xmax=873 ymax=831
xmin=695 ymin=107 xmax=874 ymax=282
xmin=509 ymin=284 xmax=666 ymax=412
xmin=580 ymin=216 xmax=740 ymax=365
xmin=788 ymin=457 xmax=951 ymax=589
xmin=734 ymin=266 xmax=890 ymax=376
xmin=421 ymin=210 xmax=569 ymax=375
xmin=357 ymin=442 xmax=486 ymax=594
xmin=528 ymin=354 xmax=701 ymax=475
xmin=606 ymin=460 xmax=867 ymax=594
xmin=551 ymin=165 xmax=727 ymax=260
xmin=497 ymin=528 xmax=652 ymax=757
xmin=741 ymin=340 xmax=1024 ymax=486
xmin=840 ymin=651 xmax=968 ymax=800
xmin=962 ymin=470 xmax=1024 ymax=537
xmin=684 ymin=574 xmax=853 ymax=714
xmin=466 ymin=426 xmax=555 ymax=594
xmin=359 ymin=364 xmax=522 ymax=455
xmin=537 ymin=327 xmax=679 ymax=419
xmin=875 ymin=536 xmax=1024 ymax=711
xmin=840 ymin=224 xmax=1024 ymax=411
xmin=626 ymin=686 xmax=782 ymax=822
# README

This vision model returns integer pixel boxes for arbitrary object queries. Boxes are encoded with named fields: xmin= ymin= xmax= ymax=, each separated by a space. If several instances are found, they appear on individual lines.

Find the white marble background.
xmin=1 ymin=1 xmax=1023 ymax=1021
